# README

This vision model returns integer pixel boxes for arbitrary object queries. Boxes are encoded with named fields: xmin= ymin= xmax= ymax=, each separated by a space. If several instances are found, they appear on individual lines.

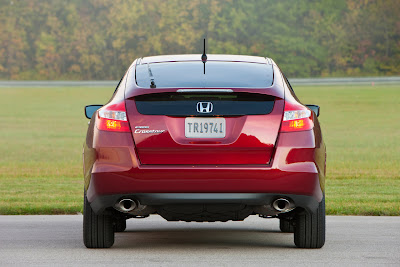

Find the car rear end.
xmin=83 ymin=55 xmax=326 ymax=248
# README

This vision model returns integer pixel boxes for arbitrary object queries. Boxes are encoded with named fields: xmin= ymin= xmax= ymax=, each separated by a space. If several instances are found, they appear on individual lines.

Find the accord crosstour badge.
xmin=196 ymin=102 xmax=213 ymax=113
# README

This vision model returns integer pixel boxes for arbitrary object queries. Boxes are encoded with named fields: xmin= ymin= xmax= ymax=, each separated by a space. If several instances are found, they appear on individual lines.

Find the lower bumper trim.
xmin=90 ymin=193 xmax=320 ymax=215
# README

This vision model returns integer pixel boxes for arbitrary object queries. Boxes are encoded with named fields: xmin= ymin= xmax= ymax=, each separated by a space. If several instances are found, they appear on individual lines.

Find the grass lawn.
xmin=0 ymin=84 xmax=399 ymax=215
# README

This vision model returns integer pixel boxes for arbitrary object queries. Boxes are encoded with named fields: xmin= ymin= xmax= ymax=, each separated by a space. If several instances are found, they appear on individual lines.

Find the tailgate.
xmin=125 ymin=92 xmax=284 ymax=165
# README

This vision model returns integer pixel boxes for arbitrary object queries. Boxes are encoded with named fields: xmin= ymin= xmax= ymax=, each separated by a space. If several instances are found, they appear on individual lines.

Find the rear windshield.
xmin=135 ymin=61 xmax=274 ymax=88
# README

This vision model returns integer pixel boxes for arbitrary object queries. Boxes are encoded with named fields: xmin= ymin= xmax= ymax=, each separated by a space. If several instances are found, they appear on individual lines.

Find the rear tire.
xmin=294 ymin=197 xmax=325 ymax=248
xmin=83 ymin=192 xmax=115 ymax=248
xmin=279 ymin=217 xmax=294 ymax=233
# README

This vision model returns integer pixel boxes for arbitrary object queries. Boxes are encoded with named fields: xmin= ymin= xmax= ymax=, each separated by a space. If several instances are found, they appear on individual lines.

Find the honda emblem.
xmin=196 ymin=102 xmax=213 ymax=113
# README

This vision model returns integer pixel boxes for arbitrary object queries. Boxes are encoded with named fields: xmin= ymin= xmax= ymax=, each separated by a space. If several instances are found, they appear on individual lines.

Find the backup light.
xmin=283 ymin=110 xmax=311 ymax=121
xmin=99 ymin=110 xmax=127 ymax=121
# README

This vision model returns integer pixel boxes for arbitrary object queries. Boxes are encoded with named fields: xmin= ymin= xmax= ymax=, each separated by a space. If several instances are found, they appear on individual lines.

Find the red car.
xmin=83 ymin=54 xmax=326 ymax=249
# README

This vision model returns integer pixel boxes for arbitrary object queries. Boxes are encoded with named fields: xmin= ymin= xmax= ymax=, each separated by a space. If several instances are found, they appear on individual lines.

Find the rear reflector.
xmin=97 ymin=101 xmax=131 ymax=132
xmin=280 ymin=102 xmax=313 ymax=132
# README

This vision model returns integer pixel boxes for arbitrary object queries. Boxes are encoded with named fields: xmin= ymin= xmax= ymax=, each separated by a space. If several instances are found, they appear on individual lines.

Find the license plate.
xmin=185 ymin=117 xmax=226 ymax=138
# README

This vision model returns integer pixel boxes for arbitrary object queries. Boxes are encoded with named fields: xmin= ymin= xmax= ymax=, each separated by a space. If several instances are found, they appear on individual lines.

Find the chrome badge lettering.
xmin=134 ymin=126 xmax=165 ymax=134
xmin=134 ymin=129 xmax=165 ymax=134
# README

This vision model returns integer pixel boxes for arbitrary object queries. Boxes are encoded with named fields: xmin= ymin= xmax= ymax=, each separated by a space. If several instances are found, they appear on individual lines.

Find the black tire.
xmin=113 ymin=218 xmax=127 ymax=232
xmin=83 ymin=192 xmax=115 ymax=248
xmin=294 ymin=197 xmax=325 ymax=248
xmin=279 ymin=217 xmax=295 ymax=233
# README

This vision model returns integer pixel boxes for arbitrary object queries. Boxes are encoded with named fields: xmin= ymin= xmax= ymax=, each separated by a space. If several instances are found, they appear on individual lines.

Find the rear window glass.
xmin=134 ymin=92 xmax=275 ymax=116
xmin=135 ymin=61 xmax=273 ymax=88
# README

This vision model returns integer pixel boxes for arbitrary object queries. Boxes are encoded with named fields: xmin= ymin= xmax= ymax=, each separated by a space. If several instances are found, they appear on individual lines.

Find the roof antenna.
xmin=201 ymin=38 xmax=207 ymax=74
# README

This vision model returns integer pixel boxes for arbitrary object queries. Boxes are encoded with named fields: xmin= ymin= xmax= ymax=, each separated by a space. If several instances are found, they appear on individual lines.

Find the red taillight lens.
xmin=280 ymin=102 xmax=314 ymax=132
xmin=97 ymin=101 xmax=131 ymax=132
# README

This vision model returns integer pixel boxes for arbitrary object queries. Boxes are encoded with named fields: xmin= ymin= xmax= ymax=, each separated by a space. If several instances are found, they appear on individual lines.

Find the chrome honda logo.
xmin=196 ymin=102 xmax=213 ymax=113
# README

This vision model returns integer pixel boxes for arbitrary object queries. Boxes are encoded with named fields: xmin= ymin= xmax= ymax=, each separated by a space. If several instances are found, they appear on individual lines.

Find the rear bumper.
xmin=85 ymin=130 xmax=325 ymax=214
xmin=89 ymin=165 xmax=322 ymax=190
xmin=87 ymin=166 xmax=323 ymax=214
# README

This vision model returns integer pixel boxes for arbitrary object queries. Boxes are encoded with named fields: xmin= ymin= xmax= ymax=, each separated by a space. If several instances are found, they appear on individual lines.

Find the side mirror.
xmin=85 ymin=105 xmax=103 ymax=119
xmin=306 ymin=105 xmax=320 ymax=117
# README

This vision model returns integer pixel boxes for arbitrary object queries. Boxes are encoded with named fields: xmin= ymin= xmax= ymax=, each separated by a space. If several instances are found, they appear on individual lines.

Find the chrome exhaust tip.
xmin=116 ymin=199 xmax=137 ymax=213
xmin=272 ymin=198 xmax=295 ymax=213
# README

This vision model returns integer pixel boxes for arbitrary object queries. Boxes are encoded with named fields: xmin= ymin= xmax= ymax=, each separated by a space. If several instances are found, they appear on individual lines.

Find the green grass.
xmin=0 ymin=86 xmax=111 ymax=214
xmin=0 ymin=84 xmax=399 ymax=215
xmin=295 ymin=84 xmax=400 ymax=216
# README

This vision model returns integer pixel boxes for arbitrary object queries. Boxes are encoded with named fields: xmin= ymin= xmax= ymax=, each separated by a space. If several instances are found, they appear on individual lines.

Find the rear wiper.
xmin=147 ymin=64 xmax=156 ymax=88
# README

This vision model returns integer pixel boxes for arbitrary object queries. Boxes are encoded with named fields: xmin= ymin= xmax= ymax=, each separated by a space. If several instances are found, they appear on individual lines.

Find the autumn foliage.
xmin=0 ymin=0 xmax=399 ymax=80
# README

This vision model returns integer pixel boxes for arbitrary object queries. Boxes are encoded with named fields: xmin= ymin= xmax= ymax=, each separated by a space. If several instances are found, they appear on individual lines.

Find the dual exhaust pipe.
xmin=116 ymin=197 xmax=295 ymax=214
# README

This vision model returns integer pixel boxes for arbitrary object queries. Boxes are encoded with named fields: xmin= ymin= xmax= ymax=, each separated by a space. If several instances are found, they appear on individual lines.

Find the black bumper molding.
xmin=90 ymin=193 xmax=321 ymax=215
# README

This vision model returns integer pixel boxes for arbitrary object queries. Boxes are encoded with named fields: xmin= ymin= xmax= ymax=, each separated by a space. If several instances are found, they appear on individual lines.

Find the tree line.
xmin=0 ymin=0 xmax=399 ymax=80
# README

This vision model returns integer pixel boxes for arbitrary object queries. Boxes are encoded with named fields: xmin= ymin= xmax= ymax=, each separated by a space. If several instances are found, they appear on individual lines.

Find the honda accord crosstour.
xmin=83 ymin=53 xmax=326 ymax=248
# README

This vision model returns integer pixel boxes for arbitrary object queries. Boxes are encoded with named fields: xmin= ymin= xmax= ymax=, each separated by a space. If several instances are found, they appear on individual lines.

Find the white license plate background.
xmin=185 ymin=117 xmax=226 ymax=138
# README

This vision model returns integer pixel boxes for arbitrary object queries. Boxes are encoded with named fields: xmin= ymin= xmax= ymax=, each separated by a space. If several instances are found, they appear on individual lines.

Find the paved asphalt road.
xmin=0 ymin=215 xmax=399 ymax=266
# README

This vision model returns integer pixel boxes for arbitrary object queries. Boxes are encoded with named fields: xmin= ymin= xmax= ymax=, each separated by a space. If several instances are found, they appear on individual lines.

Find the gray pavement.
xmin=0 ymin=215 xmax=399 ymax=266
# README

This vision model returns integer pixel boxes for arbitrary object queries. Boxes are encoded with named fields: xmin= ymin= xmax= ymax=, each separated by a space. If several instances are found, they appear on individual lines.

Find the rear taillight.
xmin=280 ymin=101 xmax=313 ymax=132
xmin=97 ymin=101 xmax=131 ymax=132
